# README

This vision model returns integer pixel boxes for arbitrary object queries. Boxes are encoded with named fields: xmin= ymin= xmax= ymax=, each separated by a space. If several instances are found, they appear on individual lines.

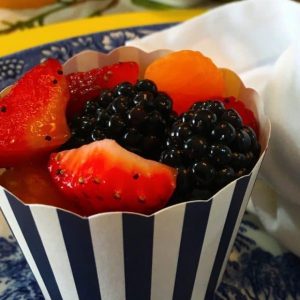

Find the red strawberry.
xmin=48 ymin=139 xmax=177 ymax=216
xmin=66 ymin=61 xmax=139 ymax=117
xmin=0 ymin=59 xmax=70 ymax=167
xmin=221 ymin=96 xmax=259 ymax=136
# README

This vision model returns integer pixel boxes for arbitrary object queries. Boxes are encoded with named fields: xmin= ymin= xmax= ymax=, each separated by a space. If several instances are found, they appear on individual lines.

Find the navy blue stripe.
xmin=204 ymin=175 xmax=251 ymax=299
xmin=172 ymin=201 xmax=212 ymax=300
xmin=122 ymin=214 xmax=154 ymax=300
xmin=5 ymin=191 xmax=62 ymax=300
xmin=57 ymin=210 xmax=101 ymax=300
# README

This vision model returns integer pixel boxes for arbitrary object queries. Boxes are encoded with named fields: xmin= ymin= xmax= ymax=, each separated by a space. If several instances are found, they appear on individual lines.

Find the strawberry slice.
xmin=221 ymin=96 xmax=259 ymax=136
xmin=0 ymin=59 xmax=70 ymax=167
xmin=48 ymin=139 xmax=177 ymax=216
xmin=66 ymin=61 xmax=139 ymax=117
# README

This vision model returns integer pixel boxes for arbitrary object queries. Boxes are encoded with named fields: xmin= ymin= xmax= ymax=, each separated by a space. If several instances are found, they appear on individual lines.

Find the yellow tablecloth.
xmin=0 ymin=9 xmax=204 ymax=57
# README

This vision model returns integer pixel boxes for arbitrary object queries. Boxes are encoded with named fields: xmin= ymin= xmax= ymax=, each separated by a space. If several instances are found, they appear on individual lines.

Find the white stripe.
xmin=0 ymin=189 xmax=51 ymax=300
xmin=191 ymin=183 xmax=236 ymax=300
xmin=151 ymin=204 xmax=186 ymax=300
xmin=89 ymin=213 xmax=125 ymax=300
xmin=216 ymin=158 xmax=263 ymax=288
xmin=30 ymin=207 xmax=79 ymax=300
xmin=0 ymin=209 xmax=13 ymax=239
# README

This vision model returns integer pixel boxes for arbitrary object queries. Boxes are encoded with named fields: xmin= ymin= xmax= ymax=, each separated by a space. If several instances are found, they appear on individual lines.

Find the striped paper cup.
xmin=0 ymin=47 xmax=270 ymax=300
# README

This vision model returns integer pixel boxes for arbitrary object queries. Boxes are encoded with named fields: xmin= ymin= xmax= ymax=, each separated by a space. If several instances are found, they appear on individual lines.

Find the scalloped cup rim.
xmin=63 ymin=46 xmax=173 ymax=63
xmin=0 ymin=46 xmax=271 ymax=220
xmin=0 ymin=150 xmax=266 ymax=220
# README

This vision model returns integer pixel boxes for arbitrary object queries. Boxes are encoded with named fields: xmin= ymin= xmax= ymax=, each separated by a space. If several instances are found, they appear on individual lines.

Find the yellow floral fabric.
xmin=0 ymin=0 xmax=145 ymax=35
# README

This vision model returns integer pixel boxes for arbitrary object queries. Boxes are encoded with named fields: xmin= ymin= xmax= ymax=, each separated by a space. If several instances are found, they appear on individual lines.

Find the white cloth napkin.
xmin=128 ymin=0 xmax=300 ymax=256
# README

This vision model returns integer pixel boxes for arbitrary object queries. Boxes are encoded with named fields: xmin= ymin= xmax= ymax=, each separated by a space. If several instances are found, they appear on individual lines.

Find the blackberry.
xmin=96 ymin=109 xmax=110 ymax=126
xmin=135 ymin=79 xmax=157 ymax=93
xmin=114 ymin=82 xmax=136 ymax=97
xmin=160 ymin=149 xmax=184 ymax=167
xmin=181 ymin=111 xmax=195 ymax=123
xmin=211 ymin=121 xmax=236 ymax=144
xmin=122 ymin=128 xmax=143 ymax=147
xmin=175 ymin=168 xmax=194 ymax=194
xmin=155 ymin=92 xmax=173 ymax=115
xmin=143 ymin=110 xmax=166 ymax=135
xmin=231 ymin=152 xmax=247 ymax=169
xmin=170 ymin=122 xmax=193 ymax=142
xmin=84 ymin=100 xmax=99 ymax=115
xmin=64 ymin=80 xmax=178 ymax=160
xmin=221 ymin=109 xmax=243 ymax=128
xmin=127 ymin=105 xmax=147 ymax=128
xmin=184 ymin=136 xmax=208 ymax=161
xmin=136 ymin=91 xmax=157 ymax=112
xmin=161 ymin=100 xmax=261 ymax=201
xmin=106 ymin=115 xmax=126 ymax=137
xmin=78 ymin=115 xmax=97 ymax=134
xmin=234 ymin=129 xmax=252 ymax=152
xmin=98 ymin=90 xmax=114 ymax=108
xmin=189 ymin=110 xmax=217 ymax=134
xmin=214 ymin=167 xmax=235 ymax=188
xmin=64 ymin=84 xmax=261 ymax=204
xmin=192 ymin=160 xmax=216 ymax=186
xmin=108 ymin=96 xmax=132 ymax=116
xmin=209 ymin=144 xmax=232 ymax=166
xmin=91 ymin=129 xmax=106 ymax=141
xmin=202 ymin=100 xmax=225 ymax=117
xmin=142 ymin=135 xmax=161 ymax=158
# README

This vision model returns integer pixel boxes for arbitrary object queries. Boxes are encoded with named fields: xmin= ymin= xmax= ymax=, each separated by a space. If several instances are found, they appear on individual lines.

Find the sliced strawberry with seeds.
xmin=66 ymin=61 xmax=139 ymax=117
xmin=0 ymin=59 xmax=70 ymax=167
xmin=48 ymin=139 xmax=177 ymax=216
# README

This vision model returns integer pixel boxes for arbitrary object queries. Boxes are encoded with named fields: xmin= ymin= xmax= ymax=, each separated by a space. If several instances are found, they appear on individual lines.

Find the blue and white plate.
xmin=0 ymin=23 xmax=300 ymax=300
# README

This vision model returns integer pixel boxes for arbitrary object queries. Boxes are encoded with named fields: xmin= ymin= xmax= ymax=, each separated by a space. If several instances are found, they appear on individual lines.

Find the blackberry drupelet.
xmin=160 ymin=100 xmax=261 ymax=203
xmin=63 ymin=80 xmax=177 ymax=160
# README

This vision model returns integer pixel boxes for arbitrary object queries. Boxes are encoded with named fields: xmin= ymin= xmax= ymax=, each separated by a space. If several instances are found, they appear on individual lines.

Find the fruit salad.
xmin=0 ymin=50 xmax=261 ymax=217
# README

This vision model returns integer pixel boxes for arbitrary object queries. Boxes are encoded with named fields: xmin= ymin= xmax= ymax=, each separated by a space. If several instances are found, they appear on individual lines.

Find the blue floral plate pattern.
xmin=0 ymin=23 xmax=300 ymax=300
